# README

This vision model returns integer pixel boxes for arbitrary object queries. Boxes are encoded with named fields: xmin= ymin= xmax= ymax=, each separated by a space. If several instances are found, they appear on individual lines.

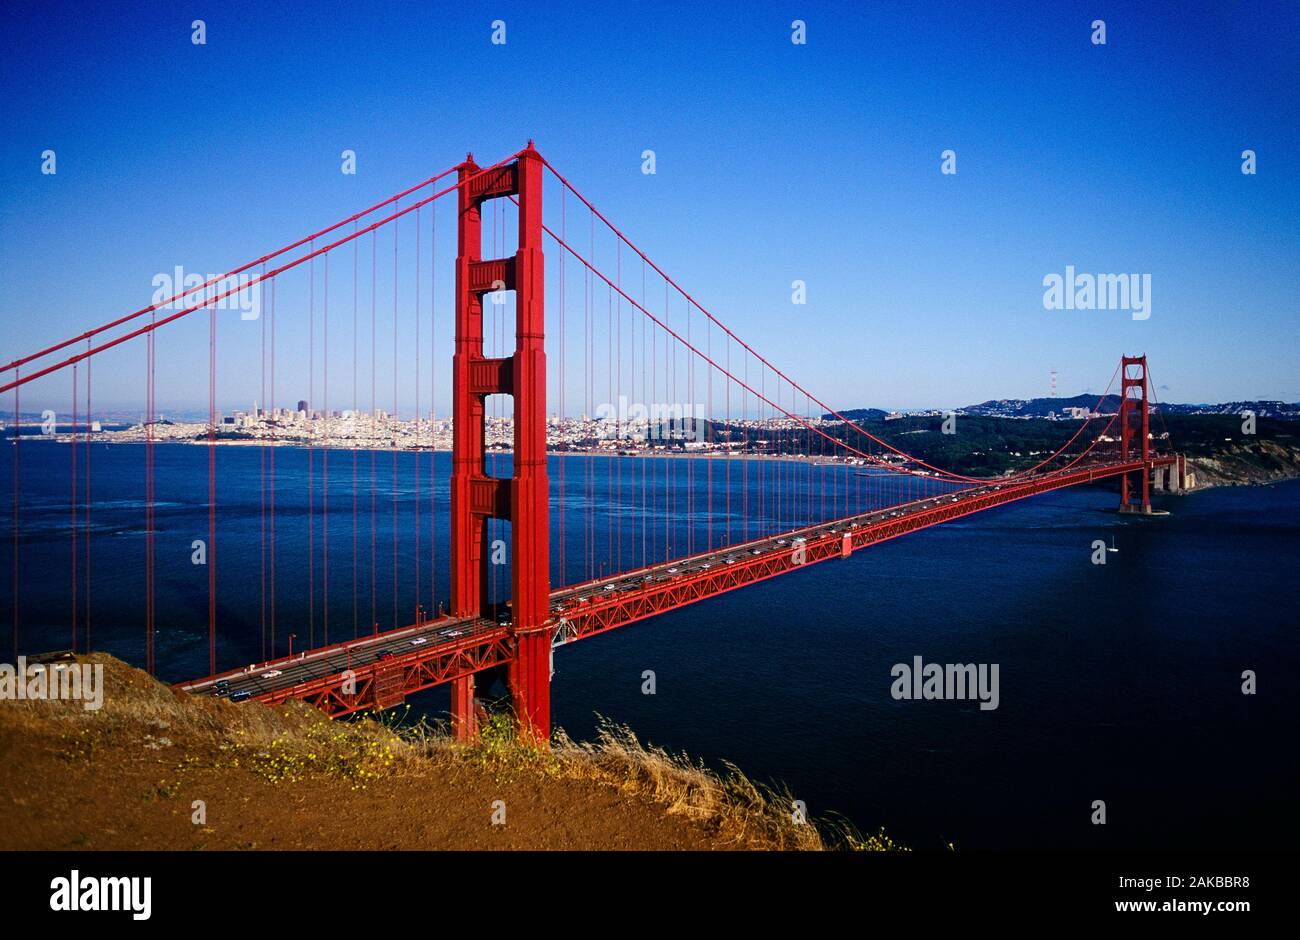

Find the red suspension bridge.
xmin=1 ymin=143 xmax=1181 ymax=742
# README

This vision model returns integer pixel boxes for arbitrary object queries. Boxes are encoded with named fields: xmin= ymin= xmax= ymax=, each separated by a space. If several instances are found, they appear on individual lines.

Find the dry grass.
xmin=550 ymin=719 xmax=824 ymax=849
xmin=407 ymin=712 xmax=906 ymax=851
xmin=6 ymin=653 xmax=419 ymax=787
xmin=6 ymin=654 xmax=905 ymax=851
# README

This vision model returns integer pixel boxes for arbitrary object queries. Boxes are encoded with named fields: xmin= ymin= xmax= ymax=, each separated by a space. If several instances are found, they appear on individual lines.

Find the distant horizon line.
xmin=5 ymin=392 xmax=1298 ymax=424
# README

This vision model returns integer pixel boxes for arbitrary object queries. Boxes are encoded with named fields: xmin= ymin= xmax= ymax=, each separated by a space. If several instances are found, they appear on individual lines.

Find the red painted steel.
xmin=450 ymin=675 xmax=476 ymax=741
xmin=1119 ymin=355 xmax=1151 ymax=513
xmin=451 ymin=153 xmax=490 ymax=621
xmin=255 ymin=628 xmax=514 ymax=716
xmin=449 ymin=144 xmax=550 ymax=741
xmin=213 ymin=455 xmax=1173 ymax=720
xmin=509 ymin=145 xmax=551 ymax=741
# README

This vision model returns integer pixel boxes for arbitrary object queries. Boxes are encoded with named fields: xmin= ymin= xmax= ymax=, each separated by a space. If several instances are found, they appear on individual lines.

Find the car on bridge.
xmin=230 ymin=690 xmax=253 ymax=703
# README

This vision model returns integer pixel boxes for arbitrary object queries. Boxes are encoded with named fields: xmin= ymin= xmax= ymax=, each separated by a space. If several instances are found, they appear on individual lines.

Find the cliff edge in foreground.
xmin=0 ymin=653 xmax=898 ymax=851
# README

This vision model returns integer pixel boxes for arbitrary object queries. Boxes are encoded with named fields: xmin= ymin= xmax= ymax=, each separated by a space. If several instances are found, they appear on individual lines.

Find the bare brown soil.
xmin=0 ymin=655 xmax=877 ymax=851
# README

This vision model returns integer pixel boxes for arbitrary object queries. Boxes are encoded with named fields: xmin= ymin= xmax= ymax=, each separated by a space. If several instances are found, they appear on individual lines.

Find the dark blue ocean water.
xmin=2 ymin=441 xmax=1297 ymax=850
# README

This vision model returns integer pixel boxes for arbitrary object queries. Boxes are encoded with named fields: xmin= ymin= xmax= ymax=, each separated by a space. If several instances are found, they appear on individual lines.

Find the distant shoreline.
xmin=21 ymin=430 xmax=1300 ymax=490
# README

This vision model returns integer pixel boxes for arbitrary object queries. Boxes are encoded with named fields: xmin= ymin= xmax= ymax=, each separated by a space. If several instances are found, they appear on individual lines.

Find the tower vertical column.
xmin=1140 ymin=361 xmax=1151 ymax=511
xmin=508 ymin=144 xmax=551 ymax=743
xmin=451 ymin=155 xmax=486 ymax=619
xmin=450 ymin=154 xmax=486 ymax=741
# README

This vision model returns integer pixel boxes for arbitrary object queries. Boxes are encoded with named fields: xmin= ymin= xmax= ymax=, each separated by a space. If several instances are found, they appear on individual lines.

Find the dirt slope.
xmin=0 ymin=654 xmax=854 ymax=851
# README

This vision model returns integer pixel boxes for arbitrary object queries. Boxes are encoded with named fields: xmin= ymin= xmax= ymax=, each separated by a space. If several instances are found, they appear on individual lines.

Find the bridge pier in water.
xmin=449 ymin=143 xmax=552 ymax=744
xmin=1152 ymin=455 xmax=1190 ymax=497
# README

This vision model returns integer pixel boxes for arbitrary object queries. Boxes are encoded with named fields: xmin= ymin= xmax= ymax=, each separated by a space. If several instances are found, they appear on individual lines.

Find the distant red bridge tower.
xmin=1118 ymin=354 xmax=1152 ymax=514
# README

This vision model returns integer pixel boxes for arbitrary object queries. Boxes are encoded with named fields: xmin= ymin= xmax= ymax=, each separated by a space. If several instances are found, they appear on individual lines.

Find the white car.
xmin=261 ymin=669 xmax=283 ymax=679
xmin=410 ymin=637 xmax=429 ymax=646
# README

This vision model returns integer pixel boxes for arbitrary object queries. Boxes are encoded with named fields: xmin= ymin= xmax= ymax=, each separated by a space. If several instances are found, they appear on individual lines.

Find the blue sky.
xmin=2 ymin=0 xmax=1297 ymax=412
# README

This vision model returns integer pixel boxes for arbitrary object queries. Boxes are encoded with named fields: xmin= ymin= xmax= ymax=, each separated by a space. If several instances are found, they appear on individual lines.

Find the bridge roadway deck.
xmin=177 ymin=457 xmax=1171 ymax=715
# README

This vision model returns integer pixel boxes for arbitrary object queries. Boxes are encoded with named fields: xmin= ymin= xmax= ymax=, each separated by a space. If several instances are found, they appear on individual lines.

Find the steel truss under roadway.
xmin=178 ymin=456 xmax=1173 ymax=717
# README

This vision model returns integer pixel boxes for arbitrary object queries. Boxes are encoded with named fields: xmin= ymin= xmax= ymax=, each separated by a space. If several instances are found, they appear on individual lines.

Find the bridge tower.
xmin=450 ymin=144 xmax=551 ymax=742
xmin=1118 ymin=354 xmax=1152 ymax=514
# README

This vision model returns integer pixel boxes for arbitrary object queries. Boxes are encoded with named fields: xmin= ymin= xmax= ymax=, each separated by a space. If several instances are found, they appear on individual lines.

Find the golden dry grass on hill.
xmin=0 ymin=653 xmax=903 ymax=851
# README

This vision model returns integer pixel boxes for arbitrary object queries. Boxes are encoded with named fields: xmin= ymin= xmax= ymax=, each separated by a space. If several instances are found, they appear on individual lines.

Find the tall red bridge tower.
xmin=449 ymin=144 xmax=550 ymax=742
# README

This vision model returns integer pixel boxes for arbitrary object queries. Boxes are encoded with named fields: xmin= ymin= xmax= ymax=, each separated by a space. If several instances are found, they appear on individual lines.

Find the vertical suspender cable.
xmin=323 ymin=252 xmax=330 ymax=645
xmin=208 ymin=302 xmax=216 ymax=674
xmin=70 ymin=364 xmax=77 ymax=651
xmin=414 ymin=207 xmax=421 ymax=621
xmin=353 ymin=224 xmax=359 ymax=637
xmin=10 ymin=368 xmax=18 ymax=660
xmin=85 ymin=343 xmax=92 ymax=650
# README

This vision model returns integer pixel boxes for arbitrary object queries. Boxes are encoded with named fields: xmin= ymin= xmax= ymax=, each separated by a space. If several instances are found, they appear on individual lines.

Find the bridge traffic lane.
xmin=182 ymin=486 xmax=962 ymax=701
xmin=180 ymin=615 xmax=491 ymax=699
xmin=180 ymin=456 xmax=1172 ymax=709
xmin=548 ymin=457 xmax=1172 ymax=645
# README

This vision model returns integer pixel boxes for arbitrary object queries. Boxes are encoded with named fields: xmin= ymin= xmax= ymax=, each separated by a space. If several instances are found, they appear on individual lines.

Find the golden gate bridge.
xmin=1 ymin=143 xmax=1180 ymax=743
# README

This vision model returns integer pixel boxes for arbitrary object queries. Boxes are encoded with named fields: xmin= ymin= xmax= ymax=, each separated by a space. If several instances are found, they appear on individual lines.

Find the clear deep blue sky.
xmin=2 ymin=0 xmax=1297 ymax=411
